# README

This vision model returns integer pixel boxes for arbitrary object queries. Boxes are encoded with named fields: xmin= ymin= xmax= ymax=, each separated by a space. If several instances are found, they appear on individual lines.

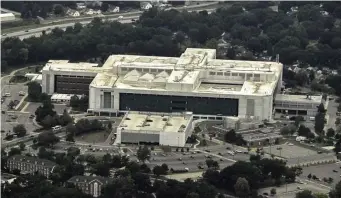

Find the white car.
xmin=288 ymin=143 xmax=294 ymax=146
xmin=118 ymin=16 xmax=123 ymax=20
xmin=18 ymin=91 xmax=26 ymax=96
xmin=3 ymin=93 xmax=11 ymax=97
xmin=227 ymin=151 xmax=235 ymax=156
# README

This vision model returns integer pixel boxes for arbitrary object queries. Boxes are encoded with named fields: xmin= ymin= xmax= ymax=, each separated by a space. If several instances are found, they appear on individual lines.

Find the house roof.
xmin=68 ymin=176 xmax=113 ymax=184
xmin=8 ymin=155 xmax=57 ymax=167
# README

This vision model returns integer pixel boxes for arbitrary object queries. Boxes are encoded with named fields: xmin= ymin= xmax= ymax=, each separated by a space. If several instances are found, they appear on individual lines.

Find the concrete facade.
xmin=41 ymin=48 xmax=283 ymax=121
xmin=116 ymin=111 xmax=193 ymax=147
xmin=274 ymin=94 xmax=324 ymax=120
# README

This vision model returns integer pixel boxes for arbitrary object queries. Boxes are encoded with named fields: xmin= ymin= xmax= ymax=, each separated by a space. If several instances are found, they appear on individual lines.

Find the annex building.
xmin=42 ymin=48 xmax=283 ymax=121
xmin=116 ymin=111 xmax=193 ymax=147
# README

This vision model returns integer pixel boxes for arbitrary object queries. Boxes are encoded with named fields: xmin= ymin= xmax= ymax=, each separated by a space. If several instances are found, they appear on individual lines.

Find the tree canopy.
xmin=2 ymin=2 xmax=341 ymax=76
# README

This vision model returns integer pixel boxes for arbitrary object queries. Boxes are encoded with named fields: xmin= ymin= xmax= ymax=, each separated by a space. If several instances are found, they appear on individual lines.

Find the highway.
xmin=2 ymin=8 xmax=216 ymax=40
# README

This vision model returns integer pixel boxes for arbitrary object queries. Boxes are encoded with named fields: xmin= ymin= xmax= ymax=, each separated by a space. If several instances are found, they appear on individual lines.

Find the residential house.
xmin=7 ymin=155 xmax=57 ymax=178
xmin=140 ymin=2 xmax=153 ymax=10
xmin=76 ymin=3 xmax=87 ymax=10
xmin=68 ymin=176 xmax=113 ymax=197
xmin=108 ymin=6 xmax=120 ymax=13
xmin=66 ymin=9 xmax=80 ymax=17
xmin=94 ymin=10 xmax=102 ymax=15
xmin=85 ymin=9 xmax=101 ymax=15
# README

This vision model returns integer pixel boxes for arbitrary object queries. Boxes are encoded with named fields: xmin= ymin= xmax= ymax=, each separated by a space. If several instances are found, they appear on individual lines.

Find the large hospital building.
xmin=42 ymin=48 xmax=283 ymax=121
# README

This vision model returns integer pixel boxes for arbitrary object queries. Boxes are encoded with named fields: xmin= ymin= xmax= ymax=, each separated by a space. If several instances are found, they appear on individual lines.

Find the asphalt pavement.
xmin=301 ymin=162 xmax=341 ymax=185
xmin=1 ymin=83 xmax=27 ymax=110
xmin=2 ymin=3 xmax=219 ymax=40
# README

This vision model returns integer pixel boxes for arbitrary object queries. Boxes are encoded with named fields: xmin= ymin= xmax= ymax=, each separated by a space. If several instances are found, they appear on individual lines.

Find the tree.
xmin=107 ymin=122 xmax=112 ymax=130
xmin=307 ymin=173 xmax=312 ymax=179
xmin=161 ymin=163 xmax=169 ymax=172
xmin=329 ymin=180 xmax=341 ymax=198
xmin=317 ymin=103 xmax=326 ymax=113
xmin=327 ymin=128 xmax=335 ymax=138
xmin=38 ymin=146 xmax=54 ymax=160
xmin=280 ymin=125 xmax=296 ymax=135
xmin=92 ymin=162 xmax=110 ymax=177
xmin=296 ymin=190 xmax=314 ymax=198
xmin=336 ymin=118 xmax=341 ymax=125
xmin=153 ymin=165 xmax=166 ymax=176
xmin=41 ymin=114 xmax=57 ymax=129
xmin=67 ymin=147 xmax=80 ymax=158
xmin=137 ymin=146 xmax=151 ymax=163
xmin=59 ymin=109 xmax=73 ymax=126
xmin=27 ymin=81 xmax=42 ymax=101
xmin=35 ymin=100 xmax=56 ymax=123
xmin=270 ymin=188 xmax=277 ymax=195
xmin=100 ymin=2 xmax=109 ymax=12
xmin=13 ymin=124 xmax=27 ymax=137
xmin=234 ymin=177 xmax=250 ymax=198
xmin=298 ymin=125 xmax=314 ymax=138
xmin=19 ymin=142 xmax=26 ymax=151
xmin=53 ymin=4 xmax=65 ymax=15
xmin=314 ymin=193 xmax=328 ymax=198
xmin=37 ymin=131 xmax=60 ymax=147
xmin=206 ymin=159 xmax=219 ymax=170
xmin=315 ymin=112 xmax=325 ymax=134
xmin=294 ymin=116 xmax=304 ymax=127
xmin=8 ymin=148 xmax=21 ymax=156
xmin=224 ymin=129 xmax=246 ymax=145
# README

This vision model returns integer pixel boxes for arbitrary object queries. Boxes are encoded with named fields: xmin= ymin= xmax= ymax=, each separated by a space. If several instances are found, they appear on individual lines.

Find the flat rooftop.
xmin=275 ymin=94 xmax=322 ymax=103
xmin=51 ymin=94 xmax=82 ymax=100
xmin=90 ymin=73 xmax=118 ymax=87
xmin=119 ymin=112 xmax=192 ymax=133
xmin=44 ymin=48 xmax=283 ymax=96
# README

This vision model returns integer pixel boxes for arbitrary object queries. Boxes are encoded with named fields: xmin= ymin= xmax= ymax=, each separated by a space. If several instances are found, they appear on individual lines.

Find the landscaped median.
xmin=14 ymin=94 xmax=28 ymax=111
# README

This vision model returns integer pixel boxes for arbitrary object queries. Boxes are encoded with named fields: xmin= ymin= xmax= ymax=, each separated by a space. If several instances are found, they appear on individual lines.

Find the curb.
xmin=287 ymin=158 xmax=337 ymax=168
xmin=14 ymin=94 xmax=28 ymax=111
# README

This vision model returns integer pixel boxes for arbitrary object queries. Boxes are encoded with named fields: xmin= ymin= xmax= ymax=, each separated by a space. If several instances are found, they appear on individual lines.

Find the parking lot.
xmin=1 ymin=83 xmax=27 ymax=111
xmin=263 ymin=143 xmax=318 ymax=159
xmin=258 ymin=181 xmax=330 ymax=198
xmin=121 ymin=144 xmax=250 ymax=172
xmin=301 ymin=162 xmax=341 ymax=185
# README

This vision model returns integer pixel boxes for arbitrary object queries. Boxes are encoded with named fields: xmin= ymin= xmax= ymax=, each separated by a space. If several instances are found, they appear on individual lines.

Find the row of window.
xmin=209 ymin=71 xmax=261 ymax=78
xmin=56 ymin=75 xmax=94 ymax=79
xmin=121 ymin=67 xmax=172 ymax=74
xmin=9 ymin=163 xmax=50 ymax=176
